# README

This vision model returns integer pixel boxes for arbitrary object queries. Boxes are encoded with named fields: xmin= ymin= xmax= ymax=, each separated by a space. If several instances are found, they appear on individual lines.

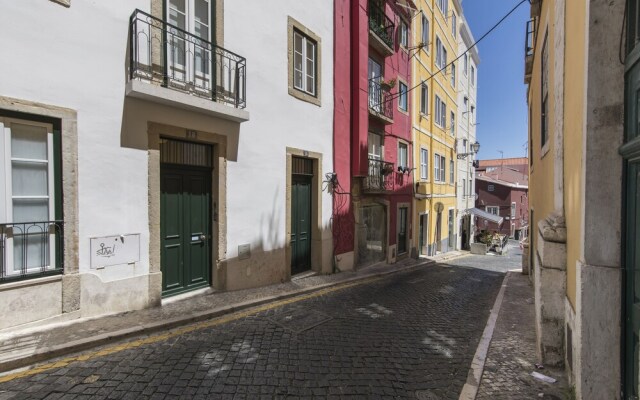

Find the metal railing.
xmin=129 ymin=9 xmax=246 ymax=109
xmin=363 ymin=158 xmax=395 ymax=192
xmin=368 ymin=1 xmax=395 ymax=49
xmin=525 ymin=18 xmax=536 ymax=58
xmin=368 ymin=80 xmax=393 ymax=120
xmin=0 ymin=221 xmax=64 ymax=283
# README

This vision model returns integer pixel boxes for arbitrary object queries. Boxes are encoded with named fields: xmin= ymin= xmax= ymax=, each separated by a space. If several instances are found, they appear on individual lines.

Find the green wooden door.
xmin=160 ymin=165 xmax=211 ymax=297
xmin=291 ymin=176 xmax=312 ymax=275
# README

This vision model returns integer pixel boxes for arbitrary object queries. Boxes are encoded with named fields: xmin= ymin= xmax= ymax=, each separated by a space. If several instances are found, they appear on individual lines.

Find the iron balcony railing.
xmin=369 ymin=1 xmax=395 ymax=49
xmin=368 ymin=79 xmax=393 ymax=120
xmin=363 ymin=158 xmax=395 ymax=192
xmin=129 ymin=9 xmax=246 ymax=109
xmin=0 ymin=221 xmax=64 ymax=283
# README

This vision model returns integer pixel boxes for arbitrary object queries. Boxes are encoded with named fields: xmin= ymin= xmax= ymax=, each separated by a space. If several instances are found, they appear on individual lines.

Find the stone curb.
xmin=0 ymin=259 xmax=435 ymax=375
xmin=458 ymin=271 xmax=511 ymax=400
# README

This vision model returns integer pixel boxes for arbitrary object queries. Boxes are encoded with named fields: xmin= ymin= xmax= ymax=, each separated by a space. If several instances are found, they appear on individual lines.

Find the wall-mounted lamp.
xmin=457 ymin=141 xmax=480 ymax=160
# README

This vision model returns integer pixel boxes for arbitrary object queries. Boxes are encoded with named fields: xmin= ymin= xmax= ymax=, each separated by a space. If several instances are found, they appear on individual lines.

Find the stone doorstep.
xmin=0 ymin=258 xmax=435 ymax=375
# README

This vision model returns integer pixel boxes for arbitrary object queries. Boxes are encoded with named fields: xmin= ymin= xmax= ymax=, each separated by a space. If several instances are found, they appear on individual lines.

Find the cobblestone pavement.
xmin=444 ymin=240 xmax=523 ymax=274
xmin=475 ymin=272 xmax=568 ymax=399
xmin=0 ymin=265 xmax=503 ymax=400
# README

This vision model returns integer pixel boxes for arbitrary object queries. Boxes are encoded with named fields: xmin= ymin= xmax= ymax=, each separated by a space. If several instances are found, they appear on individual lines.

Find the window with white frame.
xmin=511 ymin=202 xmax=516 ymax=218
xmin=398 ymin=82 xmax=408 ymax=111
xmin=398 ymin=142 xmax=408 ymax=169
xmin=468 ymin=179 xmax=472 ymax=196
xmin=437 ymin=0 xmax=448 ymax=16
xmin=488 ymin=184 xmax=494 ymax=192
xmin=421 ymin=15 xmax=429 ymax=50
xmin=368 ymin=132 xmax=383 ymax=160
xmin=462 ymin=178 xmax=466 ymax=196
xmin=470 ymin=105 xmax=475 ymax=123
xmin=486 ymin=206 xmax=499 ymax=215
xmin=0 ymin=117 xmax=60 ymax=278
xmin=449 ymin=159 xmax=454 ymax=183
xmin=435 ymin=37 xmax=447 ymax=70
xmin=293 ymin=30 xmax=317 ymax=96
xmin=471 ymin=64 xmax=476 ymax=86
xmin=434 ymin=154 xmax=446 ymax=182
xmin=463 ymin=53 xmax=468 ymax=75
xmin=451 ymin=13 xmax=457 ymax=38
xmin=435 ymin=95 xmax=446 ymax=127
xmin=420 ymin=148 xmax=428 ymax=179
xmin=450 ymin=111 xmax=455 ymax=135
xmin=451 ymin=62 xmax=456 ymax=87
xmin=463 ymin=97 xmax=469 ymax=114
xmin=400 ymin=20 xmax=408 ymax=48
xmin=420 ymin=84 xmax=428 ymax=115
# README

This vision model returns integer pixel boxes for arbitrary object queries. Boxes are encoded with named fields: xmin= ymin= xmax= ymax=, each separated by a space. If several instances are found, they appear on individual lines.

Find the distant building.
xmin=474 ymin=158 xmax=529 ymax=239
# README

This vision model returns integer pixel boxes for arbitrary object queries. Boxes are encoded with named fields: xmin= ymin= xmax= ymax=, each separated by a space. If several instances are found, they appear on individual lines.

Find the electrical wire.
xmin=371 ymin=0 xmax=529 ymax=108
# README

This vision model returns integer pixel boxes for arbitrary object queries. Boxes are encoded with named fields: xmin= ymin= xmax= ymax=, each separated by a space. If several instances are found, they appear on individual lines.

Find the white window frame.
xmin=0 ymin=118 xmax=56 ymax=276
xmin=451 ymin=62 xmax=456 ymax=87
xmin=511 ymin=202 xmax=516 ymax=218
xmin=420 ymin=148 xmax=428 ymax=180
xmin=435 ymin=95 xmax=446 ymax=127
xmin=450 ymin=111 xmax=455 ymax=136
xmin=463 ymin=53 xmax=468 ymax=76
xmin=449 ymin=159 xmax=454 ymax=183
xmin=440 ymin=155 xmax=446 ymax=183
xmin=420 ymin=83 xmax=429 ymax=115
xmin=398 ymin=142 xmax=408 ymax=169
xmin=462 ymin=178 xmax=466 ymax=196
xmin=293 ymin=30 xmax=317 ymax=96
xmin=434 ymin=154 xmax=441 ymax=182
xmin=486 ymin=206 xmax=499 ymax=215
xmin=400 ymin=20 xmax=408 ymax=48
xmin=488 ymin=184 xmax=495 ymax=192
xmin=421 ymin=15 xmax=430 ymax=50
xmin=398 ymin=81 xmax=408 ymax=111
xmin=471 ymin=64 xmax=476 ymax=86
xmin=437 ymin=0 xmax=448 ymax=16
xmin=451 ymin=13 xmax=457 ymax=38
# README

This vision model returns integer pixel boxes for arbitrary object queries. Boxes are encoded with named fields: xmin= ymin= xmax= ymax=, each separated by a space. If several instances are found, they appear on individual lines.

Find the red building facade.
xmin=333 ymin=0 xmax=414 ymax=270
xmin=474 ymin=159 xmax=529 ymax=239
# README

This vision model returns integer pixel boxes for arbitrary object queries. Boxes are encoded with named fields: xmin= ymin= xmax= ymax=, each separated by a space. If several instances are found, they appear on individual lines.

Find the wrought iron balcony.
xmin=0 ymin=221 xmax=64 ymax=283
xmin=129 ymin=9 xmax=246 ymax=109
xmin=363 ymin=158 xmax=395 ymax=192
xmin=368 ymin=1 xmax=395 ymax=54
xmin=524 ymin=18 xmax=536 ymax=84
xmin=368 ymin=80 xmax=393 ymax=123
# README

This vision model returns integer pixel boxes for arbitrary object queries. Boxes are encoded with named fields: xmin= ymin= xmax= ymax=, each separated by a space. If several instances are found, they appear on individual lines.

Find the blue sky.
xmin=461 ymin=0 xmax=529 ymax=160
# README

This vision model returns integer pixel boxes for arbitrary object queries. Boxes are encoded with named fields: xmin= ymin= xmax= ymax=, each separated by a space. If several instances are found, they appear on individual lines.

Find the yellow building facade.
xmin=526 ymin=0 xmax=628 ymax=398
xmin=411 ymin=0 xmax=460 ymax=256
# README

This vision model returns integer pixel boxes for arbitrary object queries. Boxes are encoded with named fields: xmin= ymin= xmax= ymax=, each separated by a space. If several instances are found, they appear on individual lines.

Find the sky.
xmin=461 ymin=0 xmax=529 ymax=160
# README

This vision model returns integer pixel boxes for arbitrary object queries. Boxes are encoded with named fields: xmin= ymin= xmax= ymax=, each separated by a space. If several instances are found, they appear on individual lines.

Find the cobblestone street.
xmin=0 ymin=263 xmax=503 ymax=400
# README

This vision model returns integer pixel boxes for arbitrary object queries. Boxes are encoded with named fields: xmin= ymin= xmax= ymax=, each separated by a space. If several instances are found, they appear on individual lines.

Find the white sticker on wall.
xmin=90 ymin=234 xmax=140 ymax=269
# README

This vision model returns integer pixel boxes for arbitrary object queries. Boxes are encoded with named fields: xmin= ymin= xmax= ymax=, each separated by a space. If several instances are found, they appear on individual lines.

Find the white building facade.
xmin=455 ymin=15 xmax=479 ymax=250
xmin=0 ymin=0 xmax=333 ymax=331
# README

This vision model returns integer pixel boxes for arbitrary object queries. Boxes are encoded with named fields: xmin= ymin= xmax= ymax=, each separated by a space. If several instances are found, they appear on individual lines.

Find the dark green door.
xmin=160 ymin=165 xmax=211 ymax=297
xmin=624 ymin=3 xmax=640 ymax=395
xmin=291 ymin=175 xmax=312 ymax=275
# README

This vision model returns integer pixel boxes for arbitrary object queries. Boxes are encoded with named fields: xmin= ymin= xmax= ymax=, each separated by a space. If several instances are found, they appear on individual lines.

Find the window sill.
xmin=288 ymin=87 xmax=321 ymax=107
xmin=0 ymin=274 xmax=62 ymax=292
xmin=540 ymin=140 xmax=551 ymax=159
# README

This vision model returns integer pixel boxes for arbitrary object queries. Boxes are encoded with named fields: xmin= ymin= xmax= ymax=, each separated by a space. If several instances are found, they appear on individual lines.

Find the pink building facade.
xmin=333 ymin=0 xmax=414 ymax=270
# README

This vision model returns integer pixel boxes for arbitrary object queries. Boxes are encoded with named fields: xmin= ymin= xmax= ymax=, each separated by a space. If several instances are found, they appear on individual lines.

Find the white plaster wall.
xmin=0 ymin=0 xmax=151 ymax=284
xmin=456 ymin=18 xmax=478 ymax=248
xmin=222 ymin=2 xmax=334 ymax=259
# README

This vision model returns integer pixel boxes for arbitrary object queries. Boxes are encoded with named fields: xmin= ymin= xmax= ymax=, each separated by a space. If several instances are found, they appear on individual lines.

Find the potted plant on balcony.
xmin=380 ymin=78 xmax=396 ymax=91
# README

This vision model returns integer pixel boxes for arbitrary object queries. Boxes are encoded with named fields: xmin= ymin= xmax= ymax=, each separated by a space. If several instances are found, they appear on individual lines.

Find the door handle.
xmin=199 ymin=234 xmax=206 ymax=241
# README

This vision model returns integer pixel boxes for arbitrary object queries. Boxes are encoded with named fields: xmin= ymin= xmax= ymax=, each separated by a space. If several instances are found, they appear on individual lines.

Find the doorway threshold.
xmin=291 ymin=271 xmax=318 ymax=281
xmin=161 ymin=286 xmax=215 ymax=306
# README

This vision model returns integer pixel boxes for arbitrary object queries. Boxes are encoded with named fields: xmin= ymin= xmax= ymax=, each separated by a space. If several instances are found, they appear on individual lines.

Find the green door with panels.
xmin=160 ymin=139 xmax=213 ymax=297
xmin=625 ymin=2 xmax=640 ymax=396
xmin=291 ymin=157 xmax=313 ymax=275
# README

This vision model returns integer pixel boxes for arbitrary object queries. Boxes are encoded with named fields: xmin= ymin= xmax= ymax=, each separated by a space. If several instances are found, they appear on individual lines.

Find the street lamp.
xmin=457 ymin=141 xmax=480 ymax=160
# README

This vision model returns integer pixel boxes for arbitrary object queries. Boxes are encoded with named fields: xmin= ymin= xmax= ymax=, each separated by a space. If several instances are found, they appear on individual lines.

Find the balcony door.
xmin=166 ymin=0 xmax=212 ymax=94
xmin=368 ymin=58 xmax=383 ymax=112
